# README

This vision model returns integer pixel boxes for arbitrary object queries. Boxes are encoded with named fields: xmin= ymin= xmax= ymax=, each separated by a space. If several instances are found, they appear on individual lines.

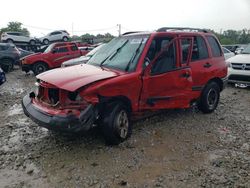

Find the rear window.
xmin=206 ymin=36 xmax=222 ymax=57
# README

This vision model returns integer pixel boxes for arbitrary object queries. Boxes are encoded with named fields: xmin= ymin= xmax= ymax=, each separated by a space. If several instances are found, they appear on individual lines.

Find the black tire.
xmin=32 ymin=62 xmax=48 ymax=75
xmin=101 ymin=102 xmax=132 ymax=145
xmin=198 ymin=82 xmax=220 ymax=113
xmin=30 ymin=40 xmax=36 ymax=45
xmin=43 ymin=39 xmax=49 ymax=45
xmin=62 ymin=36 xmax=68 ymax=42
xmin=0 ymin=58 xmax=14 ymax=73
xmin=6 ymin=39 xmax=14 ymax=44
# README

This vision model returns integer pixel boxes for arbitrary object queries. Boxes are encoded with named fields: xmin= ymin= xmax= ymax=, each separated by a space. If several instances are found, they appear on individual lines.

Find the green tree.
xmin=0 ymin=21 xmax=30 ymax=36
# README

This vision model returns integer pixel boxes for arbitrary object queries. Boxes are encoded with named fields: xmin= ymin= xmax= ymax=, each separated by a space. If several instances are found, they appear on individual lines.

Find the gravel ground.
xmin=0 ymin=69 xmax=249 ymax=188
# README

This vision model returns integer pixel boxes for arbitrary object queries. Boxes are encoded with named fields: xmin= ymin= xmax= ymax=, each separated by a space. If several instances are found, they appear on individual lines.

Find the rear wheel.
xmin=0 ymin=58 xmax=14 ymax=72
xmin=101 ymin=102 xmax=132 ymax=145
xmin=30 ymin=40 xmax=36 ymax=45
xmin=32 ymin=62 xmax=48 ymax=75
xmin=198 ymin=82 xmax=220 ymax=113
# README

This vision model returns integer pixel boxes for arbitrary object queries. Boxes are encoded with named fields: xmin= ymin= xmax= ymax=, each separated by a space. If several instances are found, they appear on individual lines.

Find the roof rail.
xmin=122 ymin=31 xmax=141 ymax=35
xmin=157 ymin=27 xmax=209 ymax=33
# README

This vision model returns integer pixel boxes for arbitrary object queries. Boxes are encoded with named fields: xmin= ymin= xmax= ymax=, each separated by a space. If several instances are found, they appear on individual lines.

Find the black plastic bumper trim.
xmin=22 ymin=94 xmax=96 ymax=132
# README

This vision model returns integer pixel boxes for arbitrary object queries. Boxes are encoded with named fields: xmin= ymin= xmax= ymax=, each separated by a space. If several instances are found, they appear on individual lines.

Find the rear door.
xmin=51 ymin=45 xmax=72 ymax=67
xmin=184 ymin=35 xmax=210 ymax=91
xmin=140 ymin=35 xmax=193 ymax=110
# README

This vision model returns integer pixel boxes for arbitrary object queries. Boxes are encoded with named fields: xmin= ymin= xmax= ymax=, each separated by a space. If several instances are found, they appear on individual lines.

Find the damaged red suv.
xmin=22 ymin=27 xmax=227 ymax=144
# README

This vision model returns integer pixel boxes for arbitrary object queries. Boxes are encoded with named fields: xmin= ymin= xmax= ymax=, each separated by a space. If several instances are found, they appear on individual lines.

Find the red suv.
xmin=21 ymin=42 xmax=82 ymax=75
xmin=22 ymin=27 xmax=227 ymax=144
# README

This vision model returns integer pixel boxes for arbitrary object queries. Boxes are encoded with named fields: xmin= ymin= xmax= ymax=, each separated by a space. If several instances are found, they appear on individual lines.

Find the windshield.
xmin=44 ymin=43 xmax=55 ymax=53
xmin=87 ymin=35 xmax=149 ymax=72
xmin=242 ymin=45 xmax=250 ymax=54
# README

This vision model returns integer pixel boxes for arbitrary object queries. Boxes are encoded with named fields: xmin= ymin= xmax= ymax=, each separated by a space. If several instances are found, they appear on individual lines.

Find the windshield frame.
xmin=44 ymin=43 xmax=55 ymax=53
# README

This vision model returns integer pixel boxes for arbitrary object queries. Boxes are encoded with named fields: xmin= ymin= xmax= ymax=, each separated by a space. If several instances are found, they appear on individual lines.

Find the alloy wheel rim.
xmin=115 ymin=110 xmax=129 ymax=139
xmin=207 ymin=88 xmax=218 ymax=108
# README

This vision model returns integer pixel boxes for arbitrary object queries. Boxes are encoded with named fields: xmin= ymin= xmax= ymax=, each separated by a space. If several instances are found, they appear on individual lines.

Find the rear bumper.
xmin=22 ymin=93 xmax=96 ymax=132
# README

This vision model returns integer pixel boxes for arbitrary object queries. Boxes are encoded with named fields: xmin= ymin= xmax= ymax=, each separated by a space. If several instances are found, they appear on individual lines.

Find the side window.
xmin=191 ymin=36 xmax=209 ymax=61
xmin=206 ymin=36 xmax=222 ymax=57
xmin=56 ymin=46 xmax=69 ymax=53
xmin=181 ymin=38 xmax=192 ymax=64
xmin=151 ymin=42 xmax=176 ymax=75
xmin=70 ymin=45 xmax=78 ymax=51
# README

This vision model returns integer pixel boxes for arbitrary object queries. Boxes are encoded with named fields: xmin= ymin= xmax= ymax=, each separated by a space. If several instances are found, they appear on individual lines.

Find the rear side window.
xmin=206 ymin=36 xmax=222 ymax=57
xmin=191 ymin=36 xmax=209 ymax=61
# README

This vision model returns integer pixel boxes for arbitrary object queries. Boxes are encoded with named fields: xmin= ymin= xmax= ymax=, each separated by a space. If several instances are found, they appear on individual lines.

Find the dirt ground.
xmin=0 ymin=69 xmax=249 ymax=188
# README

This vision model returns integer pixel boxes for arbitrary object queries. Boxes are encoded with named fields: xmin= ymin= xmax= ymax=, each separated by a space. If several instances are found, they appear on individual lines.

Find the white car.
xmin=39 ymin=30 xmax=70 ymax=45
xmin=1 ymin=32 xmax=37 ymax=45
xmin=222 ymin=47 xmax=235 ymax=60
xmin=227 ymin=44 xmax=250 ymax=86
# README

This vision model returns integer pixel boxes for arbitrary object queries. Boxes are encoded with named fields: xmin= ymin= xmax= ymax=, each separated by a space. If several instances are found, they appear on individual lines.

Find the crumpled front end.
xmin=22 ymin=79 xmax=98 ymax=132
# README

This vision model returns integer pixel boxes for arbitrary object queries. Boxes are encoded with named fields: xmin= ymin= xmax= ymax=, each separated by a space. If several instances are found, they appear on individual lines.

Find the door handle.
xmin=204 ymin=62 xmax=212 ymax=68
xmin=180 ymin=72 xmax=190 ymax=78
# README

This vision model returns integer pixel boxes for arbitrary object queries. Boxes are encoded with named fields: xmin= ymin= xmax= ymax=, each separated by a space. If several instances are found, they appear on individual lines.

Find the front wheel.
xmin=32 ymin=62 xmax=48 ymax=75
xmin=62 ymin=36 xmax=68 ymax=42
xmin=198 ymin=82 xmax=220 ymax=113
xmin=43 ymin=39 xmax=49 ymax=45
xmin=101 ymin=102 xmax=132 ymax=145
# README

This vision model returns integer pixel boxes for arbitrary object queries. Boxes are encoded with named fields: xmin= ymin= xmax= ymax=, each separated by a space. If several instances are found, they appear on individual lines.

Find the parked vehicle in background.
xmin=227 ymin=44 xmax=250 ymax=86
xmin=79 ymin=46 xmax=95 ymax=55
xmin=61 ymin=44 xmax=105 ymax=67
xmin=0 ymin=43 xmax=20 ymax=72
xmin=0 ymin=68 xmax=6 ymax=86
xmin=39 ymin=30 xmax=70 ymax=45
xmin=21 ymin=42 xmax=82 ymax=75
xmin=18 ymin=48 xmax=34 ymax=59
xmin=1 ymin=32 xmax=37 ymax=45
xmin=222 ymin=47 xmax=235 ymax=60
xmin=22 ymin=27 xmax=227 ymax=145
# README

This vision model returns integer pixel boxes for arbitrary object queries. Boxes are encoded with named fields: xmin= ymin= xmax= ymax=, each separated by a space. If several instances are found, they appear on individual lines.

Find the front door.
xmin=140 ymin=36 xmax=193 ymax=110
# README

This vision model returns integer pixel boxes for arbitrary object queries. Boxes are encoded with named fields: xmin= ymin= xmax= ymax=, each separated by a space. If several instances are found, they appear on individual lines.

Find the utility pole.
xmin=117 ymin=24 xmax=121 ymax=36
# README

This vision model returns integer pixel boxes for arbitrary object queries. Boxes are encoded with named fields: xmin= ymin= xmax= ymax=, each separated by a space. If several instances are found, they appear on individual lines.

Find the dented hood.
xmin=37 ymin=64 xmax=119 ymax=91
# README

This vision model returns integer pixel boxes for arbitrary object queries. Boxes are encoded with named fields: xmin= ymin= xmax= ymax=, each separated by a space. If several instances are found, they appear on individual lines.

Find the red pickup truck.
xmin=21 ymin=42 xmax=82 ymax=75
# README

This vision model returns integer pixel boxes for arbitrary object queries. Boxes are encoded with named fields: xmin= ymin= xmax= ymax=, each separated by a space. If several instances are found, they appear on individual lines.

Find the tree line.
xmin=1 ymin=22 xmax=250 ymax=45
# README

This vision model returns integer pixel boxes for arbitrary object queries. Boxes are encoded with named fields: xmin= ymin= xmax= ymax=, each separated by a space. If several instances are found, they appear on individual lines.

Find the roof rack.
xmin=157 ymin=27 xmax=209 ymax=33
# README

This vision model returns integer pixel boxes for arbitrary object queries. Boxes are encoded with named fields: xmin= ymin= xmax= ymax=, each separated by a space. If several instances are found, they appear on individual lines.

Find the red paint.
xmin=22 ymin=42 xmax=82 ymax=69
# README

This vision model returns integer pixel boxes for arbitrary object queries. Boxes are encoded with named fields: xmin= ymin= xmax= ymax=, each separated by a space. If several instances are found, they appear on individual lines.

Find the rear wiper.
xmin=100 ymin=39 xmax=129 ymax=67
xmin=125 ymin=38 xmax=144 ymax=72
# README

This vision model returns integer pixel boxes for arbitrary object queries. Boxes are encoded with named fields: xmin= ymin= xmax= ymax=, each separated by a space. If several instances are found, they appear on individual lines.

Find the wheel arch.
xmin=206 ymin=77 xmax=224 ymax=91
xmin=98 ymin=95 xmax=132 ymax=113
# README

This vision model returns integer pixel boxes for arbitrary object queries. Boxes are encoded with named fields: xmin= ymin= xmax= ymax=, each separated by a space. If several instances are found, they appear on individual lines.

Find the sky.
xmin=0 ymin=0 xmax=250 ymax=37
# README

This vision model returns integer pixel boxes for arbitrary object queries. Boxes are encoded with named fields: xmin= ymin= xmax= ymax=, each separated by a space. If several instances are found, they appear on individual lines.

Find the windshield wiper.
xmin=125 ymin=38 xmax=144 ymax=72
xmin=100 ymin=39 xmax=129 ymax=67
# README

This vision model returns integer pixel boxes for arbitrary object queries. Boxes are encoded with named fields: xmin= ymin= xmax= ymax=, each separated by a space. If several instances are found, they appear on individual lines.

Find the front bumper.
xmin=21 ymin=64 xmax=32 ymax=73
xmin=22 ymin=94 xmax=97 ymax=132
xmin=228 ymin=67 xmax=250 ymax=85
